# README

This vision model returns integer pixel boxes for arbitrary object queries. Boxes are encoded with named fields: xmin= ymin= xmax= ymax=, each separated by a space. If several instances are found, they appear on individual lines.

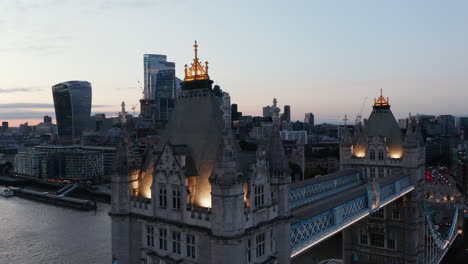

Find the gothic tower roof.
xmin=141 ymin=41 xmax=224 ymax=207
xmin=353 ymin=90 xmax=404 ymax=158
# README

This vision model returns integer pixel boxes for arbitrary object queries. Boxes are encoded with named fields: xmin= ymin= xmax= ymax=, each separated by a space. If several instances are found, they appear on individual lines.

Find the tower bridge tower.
xmin=111 ymin=41 xmax=292 ymax=264
xmin=340 ymin=90 xmax=426 ymax=263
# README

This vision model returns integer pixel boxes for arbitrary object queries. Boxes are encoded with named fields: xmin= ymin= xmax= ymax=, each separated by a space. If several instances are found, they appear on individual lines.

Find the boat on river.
xmin=0 ymin=187 xmax=14 ymax=197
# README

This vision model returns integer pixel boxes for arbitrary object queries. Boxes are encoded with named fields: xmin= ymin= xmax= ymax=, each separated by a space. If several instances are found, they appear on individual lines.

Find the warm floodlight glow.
xmin=354 ymin=152 xmax=366 ymax=158
xmin=198 ymin=195 xmax=212 ymax=208
xmin=389 ymin=152 xmax=402 ymax=159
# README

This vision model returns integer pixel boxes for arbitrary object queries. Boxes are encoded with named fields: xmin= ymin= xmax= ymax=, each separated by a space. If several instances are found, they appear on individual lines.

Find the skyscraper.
xmin=282 ymin=105 xmax=291 ymax=122
xmin=142 ymin=54 xmax=180 ymax=124
xmin=52 ymin=81 xmax=92 ymax=142
xmin=154 ymin=70 xmax=176 ymax=121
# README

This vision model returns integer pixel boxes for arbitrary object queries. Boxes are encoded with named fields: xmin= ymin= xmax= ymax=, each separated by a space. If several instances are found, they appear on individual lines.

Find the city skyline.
xmin=1 ymin=0 xmax=468 ymax=126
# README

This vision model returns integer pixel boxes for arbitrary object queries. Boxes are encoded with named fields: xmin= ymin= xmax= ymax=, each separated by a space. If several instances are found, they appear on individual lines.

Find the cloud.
xmin=115 ymin=86 xmax=140 ymax=91
xmin=0 ymin=103 xmax=111 ymax=108
xmin=0 ymin=87 xmax=41 ymax=93
xmin=0 ymin=103 xmax=53 ymax=108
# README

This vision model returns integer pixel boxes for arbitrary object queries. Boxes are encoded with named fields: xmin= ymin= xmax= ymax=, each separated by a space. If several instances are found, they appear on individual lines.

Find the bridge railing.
xmin=289 ymin=171 xmax=361 ymax=209
xmin=291 ymin=174 xmax=415 ymax=258
xmin=423 ymin=203 xmax=460 ymax=264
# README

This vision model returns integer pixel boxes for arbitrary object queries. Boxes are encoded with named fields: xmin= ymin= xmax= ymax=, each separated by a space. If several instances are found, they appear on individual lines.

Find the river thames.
xmin=0 ymin=196 xmax=110 ymax=264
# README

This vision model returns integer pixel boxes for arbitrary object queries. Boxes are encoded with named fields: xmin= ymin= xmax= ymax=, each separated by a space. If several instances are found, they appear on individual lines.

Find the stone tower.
xmin=340 ymin=91 xmax=425 ymax=263
xmin=110 ymin=41 xmax=292 ymax=264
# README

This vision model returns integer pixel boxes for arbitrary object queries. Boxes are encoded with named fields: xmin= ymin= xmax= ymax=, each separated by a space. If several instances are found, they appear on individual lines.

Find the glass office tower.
xmin=155 ymin=70 xmax=176 ymax=121
xmin=52 ymin=81 xmax=92 ymax=141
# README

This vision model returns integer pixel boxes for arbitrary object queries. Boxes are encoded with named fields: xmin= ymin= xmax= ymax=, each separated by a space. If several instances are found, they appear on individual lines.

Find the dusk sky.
xmin=1 ymin=0 xmax=467 ymax=126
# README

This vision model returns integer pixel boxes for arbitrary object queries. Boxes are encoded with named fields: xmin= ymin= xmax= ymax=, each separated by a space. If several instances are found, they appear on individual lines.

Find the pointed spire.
xmin=374 ymin=88 xmax=390 ymax=108
xmin=210 ymin=128 xmax=243 ymax=186
xmin=184 ymin=40 xmax=210 ymax=82
xmin=266 ymin=121 xmax=290 ymax=174
xmin=353 ymin=114 xmax=363 ymax=144
xmin=404 ymin=118 xmax=418 ymax=148
xmin=341 ymin=115 xmax=352 ymax=147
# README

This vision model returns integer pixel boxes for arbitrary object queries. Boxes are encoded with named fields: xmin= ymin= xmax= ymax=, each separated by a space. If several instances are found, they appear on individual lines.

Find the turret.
xmin=340 ymin=115 xmax=353 ymax=167
xmin=209 ymin=128 xmax=245 ymax=237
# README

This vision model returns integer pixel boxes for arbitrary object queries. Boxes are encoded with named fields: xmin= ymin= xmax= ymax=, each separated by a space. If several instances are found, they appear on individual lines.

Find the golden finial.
xmin=374 ymin=88 xmax=389 ymax=107
xmin=184 ymin=40 xmax=209 ymax=82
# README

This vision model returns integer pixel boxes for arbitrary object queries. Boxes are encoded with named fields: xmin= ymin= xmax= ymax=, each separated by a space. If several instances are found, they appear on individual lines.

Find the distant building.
xmin=142 ymin=54 xmax=181 ymax=125
xmin=262 ymin=98 xmax=280 ymax=118
xmin=455 ymin=156 xmax=468 ymax=194
xmin=231 ymin=103 xmax=239 ymax=121
xmin=14 ymin=145 xmax=115 ymax=182
xmin=282 ymin=105 xmax=291 ymax=122
xmin=2 ymin=121 xmax=8 ymax=129
xmin=52 ymin=81 xmax=92 ymax=142
xmin=437 ymin=115 xmax=456 ymax=136
xmin=304 ymin=113 xmax=314 ymax=133
xmin=457 ymin=117 xmax=468 ymax=140
xmin=280 ymin=130 xmax=308 ymax=146
xmin=43 ymin=115 xmax=52 ymax=123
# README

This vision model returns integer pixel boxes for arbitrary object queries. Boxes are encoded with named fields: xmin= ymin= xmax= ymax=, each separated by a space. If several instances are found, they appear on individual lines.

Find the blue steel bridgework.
xmin=289 ymin=171 xmax=415 ymax=257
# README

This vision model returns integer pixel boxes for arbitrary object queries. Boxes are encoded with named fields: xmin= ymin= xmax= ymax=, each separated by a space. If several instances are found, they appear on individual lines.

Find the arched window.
xmin=254 ymin=184 xmax=265 ymax=207
xmin=378 ymin=150 xmax=384 ymax=160
xmin=159 ymin=183 xmax=167 ymax=208
xmin=370 ymin=150 xmax=376 ymax=160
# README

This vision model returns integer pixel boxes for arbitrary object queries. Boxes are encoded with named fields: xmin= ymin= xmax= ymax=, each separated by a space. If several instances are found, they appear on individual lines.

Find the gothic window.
xmin=359 ymin=233 xmax=368 ymax=245
xmin=172 ymin=184 xmax=181 ymax=209
xmin=387 ymin=238 xmax=396 ymax=249
xmin=159 ymin=184 xmax=167 ymax=208
xmin=146 ymin=225 xmax=154 ymax=247
xmin=378 ymin=168 xmax=384 ymax=178
xmin=378 ymin=150 xmax=384 ymax=160
xmin=186 ymin=234 xmax=196 ymax=258
xmin=247 ymin=238 xmax=252 ymax=262
xmin=370 ymin=168 xmax=375 ymax=179
xmin=256 ymin=233 xmax=265 ymax=258
xmin=387 ymin=232 xmax=396 ymax=249
xmin=172 ymin=231 xmax=181 ymax=254
xmin=159 ymin=228 xmax=167 ymax=251
xmin=392 ymin=208 xmax=400 ymax=220
xmin=270 ymin=229 xmax=274 ymax=253
xmin=370 ymin=150 xmax=376 ymax=160
xmin=370 ymin=233 xmax=385 ymax=248
xmin=254 ymin=184 xmax=265 ymax=207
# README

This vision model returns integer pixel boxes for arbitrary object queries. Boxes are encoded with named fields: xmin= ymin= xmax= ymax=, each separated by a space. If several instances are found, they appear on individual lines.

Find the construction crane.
xmin=357 ymin=97 xmax=368 ymax=124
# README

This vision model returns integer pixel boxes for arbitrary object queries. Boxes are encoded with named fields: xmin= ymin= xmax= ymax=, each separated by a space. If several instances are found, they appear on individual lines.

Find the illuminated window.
xmin=172 ymin=184 xmax=181 ymax=209
xmin=256 ymin=233 xmax=265 ymax=258
xmin=159 ymin=228 xmax=167 ymax=250
xmin=378 ymin=150 xmax=384 ymax=160
xmin=172 ymin=231 xmax=181 ymax=254
xmin=370 ymin=150 xmax=376 ymax=160
xmin=370 ymin=233 xmax=385 ymax=248
xmin=159 ymin=184 xmax=167 ymax=208
xmin=359 ymin=234 xmax=368 ymax=245
xmin=146 ymin=225 xmax=154 ymax=247
xmin=186 ymin=234 xmax=196 ymax=258
xmin=254 ymin=184 xmax=265 ymax=207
